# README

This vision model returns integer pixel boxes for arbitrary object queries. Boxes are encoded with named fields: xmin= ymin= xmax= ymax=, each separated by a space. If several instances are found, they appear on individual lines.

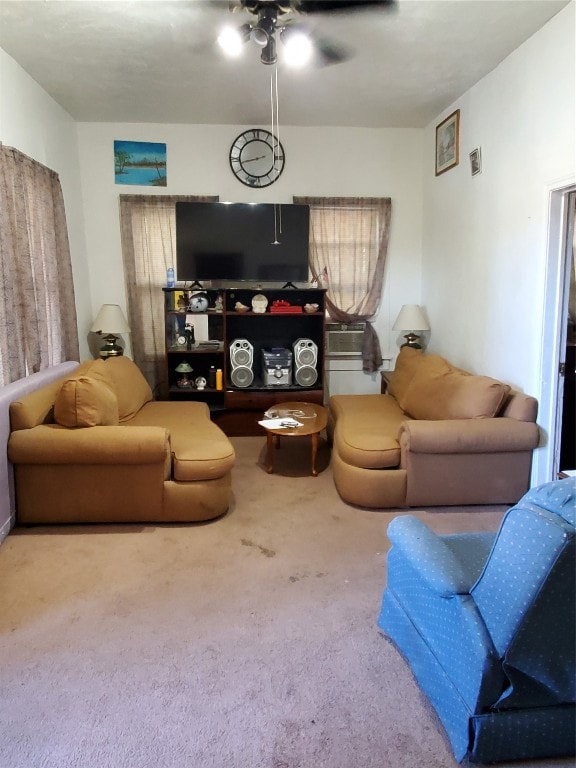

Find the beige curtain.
xmin=294 ymin=196 xmax=392 ymax=372
xmin=0 ymin=146 xmax=79 ymax=386
xmin=119 ymin=194 xmax=217 ymax=397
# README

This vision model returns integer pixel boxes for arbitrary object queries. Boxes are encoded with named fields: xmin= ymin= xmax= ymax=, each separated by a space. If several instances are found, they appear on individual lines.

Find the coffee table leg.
xmin=266 ymin=432 xmax=274 ymax=473
xmin=311 ymin=432 xmax=319 ymax=477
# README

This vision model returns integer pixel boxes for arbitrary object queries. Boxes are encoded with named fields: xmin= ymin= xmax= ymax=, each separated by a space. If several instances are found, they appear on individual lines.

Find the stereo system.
xmin=229 ymin=338 xmax=318 ymax=389
xmin=229 ymin=338 xmax=254 ymax=388
xmin=262 ymin=348 xmax=292 ymax=387
xmin=292 ymin=338 xmax=318 ymax=387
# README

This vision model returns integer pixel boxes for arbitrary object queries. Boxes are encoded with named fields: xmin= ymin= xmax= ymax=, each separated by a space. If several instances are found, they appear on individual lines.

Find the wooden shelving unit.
xmin=163 ymin=287 xmax=326 ymax=435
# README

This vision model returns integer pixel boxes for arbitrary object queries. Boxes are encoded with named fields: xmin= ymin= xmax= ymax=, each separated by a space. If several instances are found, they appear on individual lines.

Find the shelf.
xmin=228 ymin=383 xmax=320 ymax=392
xmin=166 ymin=309 xmax=224 ymax=316
xmin=226 ymin=311 xmax=321 ymax=317
xmin=167 ymin=345 xmax=224 ymax=353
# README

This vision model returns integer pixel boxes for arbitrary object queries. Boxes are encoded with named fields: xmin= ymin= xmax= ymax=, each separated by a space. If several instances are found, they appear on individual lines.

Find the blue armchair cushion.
xmin=386 ymin=515 xmax=495 ymax=596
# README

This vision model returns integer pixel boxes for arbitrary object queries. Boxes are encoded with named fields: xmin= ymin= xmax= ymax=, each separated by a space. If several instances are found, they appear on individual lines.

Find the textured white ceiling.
xmin=0 ymin=0 xmax=569 ymax=127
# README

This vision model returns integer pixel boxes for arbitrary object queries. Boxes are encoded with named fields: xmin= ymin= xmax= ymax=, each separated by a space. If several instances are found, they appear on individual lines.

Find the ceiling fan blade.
xmin=295 ymin=0 xmax=395 ymax=13
xmin=314 ymin=37 xmax=352 ymax=67
xmin=238 ymin=0 xmax=292 ymax=12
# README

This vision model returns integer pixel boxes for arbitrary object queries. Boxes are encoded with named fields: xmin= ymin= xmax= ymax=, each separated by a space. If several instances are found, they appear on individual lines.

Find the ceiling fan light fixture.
xmin=251 ymin=7 xmax=277 ymax=48
xmin=260 ymin=35 xmax=277 ymax=65
xmin=250 ymin=26 xmax=269 ymax=48
xmin=281 ymin=29 xmax=313 ymax=67
xmin=217 ymin=25 xmax=248 ymax=57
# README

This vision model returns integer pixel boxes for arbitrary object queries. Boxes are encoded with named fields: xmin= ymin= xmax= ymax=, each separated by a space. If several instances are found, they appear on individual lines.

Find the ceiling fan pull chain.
xmin=271 ymin=68 xmax=280 ymax=244
xmin=273 ymin=67 xmax=283 ymax=237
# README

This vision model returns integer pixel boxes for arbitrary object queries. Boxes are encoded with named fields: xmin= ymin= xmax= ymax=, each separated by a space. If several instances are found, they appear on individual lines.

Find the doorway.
xmin=557 ymin=192 xmax=575 ymax=473
xmin=536 ymin=183 xmax=576 ymax=485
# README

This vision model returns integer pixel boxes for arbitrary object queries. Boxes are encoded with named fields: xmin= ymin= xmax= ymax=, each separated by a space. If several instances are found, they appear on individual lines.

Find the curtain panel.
xmin=0 ymin=145 xmax=79 ymax=386
xmin=293 ymin=196 xmax=392 ymax=372
xmin=119 ymin=194 xmax=217 ymax=397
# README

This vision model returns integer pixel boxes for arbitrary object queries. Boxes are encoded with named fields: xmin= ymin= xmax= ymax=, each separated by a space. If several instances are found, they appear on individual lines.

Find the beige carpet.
xmin=0 ymin=436 xmax=571 ymax=768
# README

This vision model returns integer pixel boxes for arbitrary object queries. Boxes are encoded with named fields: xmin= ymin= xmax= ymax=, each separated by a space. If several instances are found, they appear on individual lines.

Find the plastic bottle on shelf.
xmin=216 ymin=368 xmax=223 ymax=391
xmin=166 ymin=267 xmax=175 ymax=288
xmin=208 ymin=366 xmax=217 ymax=389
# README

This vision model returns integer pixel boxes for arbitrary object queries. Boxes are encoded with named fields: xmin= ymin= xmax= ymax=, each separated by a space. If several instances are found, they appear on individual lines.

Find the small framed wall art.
xmin=435 ymin=109 xmax=460 ymax=176
xmin=114 ymin=140 xmax=167 ymax=186
xmin=469 ymin=147 xmax=482 ymax=176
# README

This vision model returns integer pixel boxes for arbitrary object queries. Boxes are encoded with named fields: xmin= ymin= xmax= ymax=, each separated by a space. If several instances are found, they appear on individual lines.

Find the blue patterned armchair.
xmin=378 ymin=478 xmax=575 ymax=763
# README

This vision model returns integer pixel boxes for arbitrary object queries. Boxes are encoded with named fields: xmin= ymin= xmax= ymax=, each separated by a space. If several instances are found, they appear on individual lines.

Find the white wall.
xmin=422 ymin=3 xmax=575 ymax=483
xmin=422 ymin=3 xmax=575 ymax=385
xmin=77 ymin=122 xmax=424 ymax=391
xmin=0 ymin=48 xmax=91 ymax=360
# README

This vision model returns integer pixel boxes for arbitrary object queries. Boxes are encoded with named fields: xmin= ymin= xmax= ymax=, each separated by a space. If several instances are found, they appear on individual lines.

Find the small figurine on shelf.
xmin=214 ymin=293 xmax=224 ymax=313
xmin=184 ymin=323 xmax=195 ymax=350
xmin=177 ymin=292 xmax=188 ymax=312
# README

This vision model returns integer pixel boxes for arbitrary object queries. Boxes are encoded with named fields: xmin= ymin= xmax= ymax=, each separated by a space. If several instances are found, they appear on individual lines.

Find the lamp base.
xmin=400 ymin=332 xmax=422 ymax=349
xmin=98 ymin=334 xmax=124 ymax=359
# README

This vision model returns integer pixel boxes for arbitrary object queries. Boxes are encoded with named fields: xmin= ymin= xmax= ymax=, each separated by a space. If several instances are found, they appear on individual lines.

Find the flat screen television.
xmin=175 ymin=202 xmax=310 ymax=283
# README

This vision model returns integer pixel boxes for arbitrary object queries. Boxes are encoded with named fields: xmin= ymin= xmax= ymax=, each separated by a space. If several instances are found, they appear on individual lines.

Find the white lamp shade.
xmin=392 ymin=304 xmax=430 ymax=332
xmin=90 ymin=304 xmax=130 ymax=335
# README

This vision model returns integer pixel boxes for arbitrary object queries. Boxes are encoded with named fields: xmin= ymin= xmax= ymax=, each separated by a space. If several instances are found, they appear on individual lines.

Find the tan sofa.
xmin=7 ymin=357 xmax=235 ymax=525
xmin=328 ymin=348 xmax=539 ymax=508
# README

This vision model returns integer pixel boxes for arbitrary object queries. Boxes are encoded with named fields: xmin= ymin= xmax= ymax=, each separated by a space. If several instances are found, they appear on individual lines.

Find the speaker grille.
xmin=230 ymin=339 xmax=253 ymax=367
xmin=230 ymin=366 xmax=254 ymax=388
xmin=293 ymin=338 xmax=318 ymax=365
xmin=297 ymin=346 xmax=315 ymax=365
xmin=294 ymin=365 xmax=318 ymax=387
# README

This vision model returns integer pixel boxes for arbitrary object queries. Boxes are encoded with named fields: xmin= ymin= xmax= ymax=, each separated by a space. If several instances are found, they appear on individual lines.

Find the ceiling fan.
xmin=217 ymin=0 xmax=397 ymax=67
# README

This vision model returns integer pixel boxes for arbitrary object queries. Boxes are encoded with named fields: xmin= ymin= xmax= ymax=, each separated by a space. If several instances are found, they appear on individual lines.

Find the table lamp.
xmin=91 ymin=304 xmax=130 ymax=358
xmin=392 ymin=304 xmax=430 ymax=349
xmin=175 ymin=361 xmax=193 ymax=388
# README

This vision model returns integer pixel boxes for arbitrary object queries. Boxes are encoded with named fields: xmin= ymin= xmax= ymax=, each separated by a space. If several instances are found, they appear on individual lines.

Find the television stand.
xmin=282 ymin=281 xmax=299 ymax=289
xmin=186 ymin=280 xmax=204 ymax=290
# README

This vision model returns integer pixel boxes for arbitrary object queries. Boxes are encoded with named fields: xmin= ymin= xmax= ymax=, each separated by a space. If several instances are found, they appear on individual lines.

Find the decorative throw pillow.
xmin=387 ymin=347 xmax=424 ymax=406
xmin=54 ymin=361 xmax=119 ymax=427
xmin=100 ymin=356 xmax=153 ymax=422
xmin=401 ymin=356 xmax=511 ymax=420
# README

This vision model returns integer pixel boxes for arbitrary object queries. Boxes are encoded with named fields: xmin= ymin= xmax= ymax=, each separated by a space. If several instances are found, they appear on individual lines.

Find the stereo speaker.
xmin=229 ymin=339 xmax=254 ymax=388
xmin=292 ymin=338 xmax=318 ymax=387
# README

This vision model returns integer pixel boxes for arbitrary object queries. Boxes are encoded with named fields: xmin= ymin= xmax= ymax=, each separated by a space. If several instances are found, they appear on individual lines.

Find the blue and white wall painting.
xmin=114 ymin=140 xmax=167 ymax=186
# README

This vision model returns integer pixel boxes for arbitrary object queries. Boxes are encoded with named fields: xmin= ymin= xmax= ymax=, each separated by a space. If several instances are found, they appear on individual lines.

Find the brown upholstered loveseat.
xmin=328 ymin=348 xmax=539 ymax=508
xmin=8 ymin=357 xmax=235 ymax=525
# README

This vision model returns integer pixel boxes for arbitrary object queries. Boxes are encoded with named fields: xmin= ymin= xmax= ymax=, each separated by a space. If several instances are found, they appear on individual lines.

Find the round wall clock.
xmin=229 ymin=129 xmax=285 ymax=188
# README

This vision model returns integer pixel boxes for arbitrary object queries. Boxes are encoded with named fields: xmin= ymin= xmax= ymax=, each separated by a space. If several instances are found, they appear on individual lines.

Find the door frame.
xmin=534 ymin=179 xmax=576 ymax=485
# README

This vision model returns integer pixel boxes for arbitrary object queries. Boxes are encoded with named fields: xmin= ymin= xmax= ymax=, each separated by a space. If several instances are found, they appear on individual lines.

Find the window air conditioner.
xmin=325 ymin=322 xmax=365 ymax=357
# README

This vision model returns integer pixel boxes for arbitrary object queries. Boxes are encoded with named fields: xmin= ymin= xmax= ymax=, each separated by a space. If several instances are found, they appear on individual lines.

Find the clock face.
xmin=229 ymin=129 xmax=285 ymax=188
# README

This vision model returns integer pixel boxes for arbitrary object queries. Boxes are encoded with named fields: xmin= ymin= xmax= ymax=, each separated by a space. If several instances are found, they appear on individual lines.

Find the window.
xmin=293 ymin=196 xmax=392 ymax=371
xmin=0 ymin=146 xmax=79 ymax=386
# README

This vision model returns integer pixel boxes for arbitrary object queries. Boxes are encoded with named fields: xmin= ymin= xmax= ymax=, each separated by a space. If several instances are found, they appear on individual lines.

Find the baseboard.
xmin=0 ymin=514 xmax=14 ymax=544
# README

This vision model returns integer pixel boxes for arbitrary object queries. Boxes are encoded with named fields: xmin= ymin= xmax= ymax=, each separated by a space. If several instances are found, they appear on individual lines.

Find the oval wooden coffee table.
xmin=261 ymin=401 xmax=328 ymax=477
